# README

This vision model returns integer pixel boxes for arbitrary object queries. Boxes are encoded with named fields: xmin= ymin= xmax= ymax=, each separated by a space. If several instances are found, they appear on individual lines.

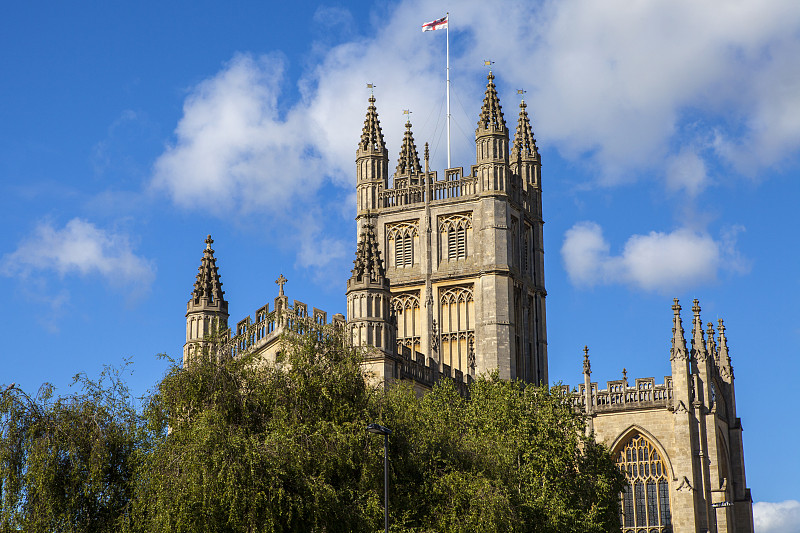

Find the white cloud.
xmin=150 ymin=0 xmax=800 ymax=267
xmin=151 ymin=53 xmax=327 ymax=215
xmin=666 ymin=147 xmax=709 ymax=197
xmin=561 ymin=221 xmax=747 ymax=292
xmin=754 ymin=500 xmax=800 ymax=533
xmin=2 ymin=218 xmax=154 ymax=289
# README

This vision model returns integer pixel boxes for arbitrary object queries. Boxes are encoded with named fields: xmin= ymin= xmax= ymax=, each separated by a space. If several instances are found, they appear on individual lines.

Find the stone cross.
xmin=275 ymin=274 xmax=287 ymax=296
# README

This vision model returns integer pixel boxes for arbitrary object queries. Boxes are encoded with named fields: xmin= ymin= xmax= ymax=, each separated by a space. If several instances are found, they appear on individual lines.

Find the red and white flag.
xmin=422 ymin=15 xmax=448 ymax=32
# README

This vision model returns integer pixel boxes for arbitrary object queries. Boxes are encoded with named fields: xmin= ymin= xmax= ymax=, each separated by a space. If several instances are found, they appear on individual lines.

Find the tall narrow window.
xmin=617 ymin=434 xmax=672 ymax=532
xmin=386 ymin=221 xmax=418 ymax=268
xmin=439 ymin=213 xmax=471 ymax=262
xmin=392 ymin=293 xmax=421 ymax=354
xmin=439 ymin=286 xmax=475 ymax=373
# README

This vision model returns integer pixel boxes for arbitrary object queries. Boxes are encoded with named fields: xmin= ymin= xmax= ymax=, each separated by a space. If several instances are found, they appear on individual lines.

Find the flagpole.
xmin=446 ymin=11 xmax=451 ymax=169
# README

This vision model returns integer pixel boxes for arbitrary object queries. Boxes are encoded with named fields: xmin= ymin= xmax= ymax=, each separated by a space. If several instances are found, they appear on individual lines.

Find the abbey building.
xmin=183 ymin=73 xmax=754 ymax=532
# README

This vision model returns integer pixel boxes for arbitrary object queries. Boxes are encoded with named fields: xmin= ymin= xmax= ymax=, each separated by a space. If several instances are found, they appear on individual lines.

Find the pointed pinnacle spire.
xmin=511 ymin=99 xmax=538 ymax=161
xmin=718 ymin=318 xmax=734 ymax=378
xmin=671 ymin=299 xmax=688 ymax=361
xmin=351 ymin=225 xmax=386 ymax=283
xmin=691 ymin=299 xmax=708 ymax=362
xmin=477 ymin=71 xmax=507 ymax=132
xmin=583 ymin=346 xmax=591 ymax=375
xmin=359 ymin=95 xmax=386 ymax=153
xmin=395 ymin=119 xmax=422 ymax=176
xmin=192 ymin=234 xmax=226 ymax=305
xmin=706 ymin=321 xmax=718 ymax=363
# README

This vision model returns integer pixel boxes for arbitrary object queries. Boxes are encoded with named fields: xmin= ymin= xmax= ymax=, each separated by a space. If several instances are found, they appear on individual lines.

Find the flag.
xmin=422 ymin=15 xmax=448 ymax=32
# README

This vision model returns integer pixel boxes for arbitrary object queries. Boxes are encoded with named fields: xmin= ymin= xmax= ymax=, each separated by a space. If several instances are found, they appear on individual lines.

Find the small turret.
xmin=475 ymin=72 xmax=510 ymax=193
xmin=511 ymin=99 xmax=541 ymax=189
xmin=346 ymin=225 xmax=396 ymax=384
xmin=395 ymin=119 xmax=422 ymax=179
xmin=356 ymin=95 xmax=389 ymax=230
xmin=184 ymin=235 xmax=229 ymax=365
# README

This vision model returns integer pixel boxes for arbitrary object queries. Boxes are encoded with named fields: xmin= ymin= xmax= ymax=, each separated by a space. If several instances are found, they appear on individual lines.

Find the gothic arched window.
xmin=387 ymin=221 xmax=418 ymax=268
xmin=392 ymin=293 xmax=421 ymax=354
xmin=439 ymin=213 xmax=472 ymax=262
xmin=617 ymin=434 xmax=672 ymax=532
xmin=439 ymin=285 xmax=475 ymax=373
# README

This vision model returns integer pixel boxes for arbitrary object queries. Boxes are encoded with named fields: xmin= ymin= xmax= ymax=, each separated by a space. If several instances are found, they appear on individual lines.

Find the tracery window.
xmin=392 ymin=293 xmax=421 ymax=354
xmin=439 ymin=213 xmax=472 ymax=261
xmin=439 ymin=285 xmax=475 ymax=373
xmin=617 ymin=434 xmax=672 ymax=533
xmin=386 ymin=221 xmax=418 ymax=268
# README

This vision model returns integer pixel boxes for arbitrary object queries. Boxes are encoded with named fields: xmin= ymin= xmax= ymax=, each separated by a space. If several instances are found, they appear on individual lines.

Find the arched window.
xmin=617 ymin=434 xmax=672 ymax=532
xmin=392 ymin=293 xmax=421 ymax=354
xmin=439 ymin=285 xmax=475 ymax=373
xmin=386 ymin=221 xmax=418 ymax=268
xmin=439 ymin=213 xmax=472 ymax=262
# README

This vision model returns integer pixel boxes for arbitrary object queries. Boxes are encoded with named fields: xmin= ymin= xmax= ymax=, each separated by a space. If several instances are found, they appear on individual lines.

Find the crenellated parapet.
xmin=218 ymin=296 xmax=340 ymax=360
xmin=571 ymin=375 xmax=674 ymax=413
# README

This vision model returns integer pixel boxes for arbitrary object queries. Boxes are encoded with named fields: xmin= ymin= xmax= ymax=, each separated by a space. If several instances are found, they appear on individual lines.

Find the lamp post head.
xmin=366 ymin=423 xmax=391 ymax=436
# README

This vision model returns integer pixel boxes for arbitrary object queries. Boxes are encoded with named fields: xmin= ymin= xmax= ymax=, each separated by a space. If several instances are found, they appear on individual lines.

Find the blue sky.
xmin=1 ymin=1 xmax=799 ymax=529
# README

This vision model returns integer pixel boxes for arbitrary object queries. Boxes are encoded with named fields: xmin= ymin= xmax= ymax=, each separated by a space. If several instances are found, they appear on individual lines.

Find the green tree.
xmin=2 ymin=324 xmax=624 ymax=533
xmin=0 ymin=363 xmax=146 ymax=532
xmin=376 ymin=375 xmax=626 ymax=532
xmin=125 ymin=323 xmax=383 ymax=533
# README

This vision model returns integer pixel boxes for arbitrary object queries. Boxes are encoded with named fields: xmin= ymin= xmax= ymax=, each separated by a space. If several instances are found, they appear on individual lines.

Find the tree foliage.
xmin=1 ymin=323 xmax=624 ymax=532
xmin=0 ymin=362 xmax=146 ymax=532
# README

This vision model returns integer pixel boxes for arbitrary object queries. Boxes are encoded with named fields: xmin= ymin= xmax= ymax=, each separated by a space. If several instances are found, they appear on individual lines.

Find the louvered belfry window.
xmin=387 ymin=221 xmax=418 ymax=268
xmin=395 ymin=233 xmax=413 ymax=267
xmin=447 ymin=227 xmax=466 ymax=260
xmin=617 ymin=434 xmax=672 ymax=532
xmin=440 ymin=213 xmax=471 ymax=262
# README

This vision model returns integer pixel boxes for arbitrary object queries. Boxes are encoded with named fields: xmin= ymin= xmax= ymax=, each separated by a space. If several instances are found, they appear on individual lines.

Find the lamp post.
xmin=367 ymin=423 xmax=391 ymax=533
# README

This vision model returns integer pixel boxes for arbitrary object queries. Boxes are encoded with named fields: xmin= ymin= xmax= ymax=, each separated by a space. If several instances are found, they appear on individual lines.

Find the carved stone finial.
xmin=275 ymin=274 xmax=288 ymax=296
xmin=622 ymin=368 xmax=627 ymax=384
xmin=205 ymin=234 xmax=214 ymax=249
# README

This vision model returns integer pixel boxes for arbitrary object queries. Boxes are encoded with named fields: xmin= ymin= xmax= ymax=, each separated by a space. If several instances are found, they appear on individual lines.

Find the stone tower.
xmin=184 ymin=235 xmax=229 ymax=365
xmin=357 ymin=72 xmax=547 ymax=383
xmin=346 ymin=224 xmax=397 ymax=384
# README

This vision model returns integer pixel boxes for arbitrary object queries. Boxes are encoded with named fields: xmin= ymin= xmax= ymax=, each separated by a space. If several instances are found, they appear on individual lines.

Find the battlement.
xmin=219 ymin=298 xmax=342 ymax=360
xmin=396 ymin=345 xmax=471 ymax=396
xmin=565 ymin=375 xmax=674 ymax=413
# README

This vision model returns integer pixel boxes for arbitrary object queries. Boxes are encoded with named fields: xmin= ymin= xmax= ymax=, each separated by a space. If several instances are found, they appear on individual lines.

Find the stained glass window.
xmin=617 ymin=434 xmax=672 ymax=532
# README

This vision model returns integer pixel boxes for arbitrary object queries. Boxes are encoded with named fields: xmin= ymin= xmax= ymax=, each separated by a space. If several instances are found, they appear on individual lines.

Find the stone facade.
xmin=571 ymin=300 xmax=754 ymax=532
xmin=183 ymin=74 xmax=753 ymax=532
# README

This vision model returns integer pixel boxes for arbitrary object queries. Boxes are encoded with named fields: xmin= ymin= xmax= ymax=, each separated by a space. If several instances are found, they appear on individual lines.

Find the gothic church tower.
xmin=356 ymin=73 xmax=547 ymax=383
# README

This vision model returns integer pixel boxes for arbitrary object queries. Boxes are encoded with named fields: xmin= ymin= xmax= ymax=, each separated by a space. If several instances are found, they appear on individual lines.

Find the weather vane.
xmin=366 ymin=83 xmax=376 ymax=96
